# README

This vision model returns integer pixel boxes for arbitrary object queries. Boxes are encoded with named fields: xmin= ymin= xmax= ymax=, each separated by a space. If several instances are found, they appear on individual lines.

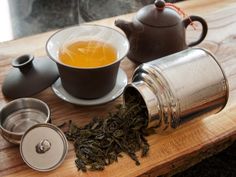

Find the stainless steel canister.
xmin=124 ymin=48 xmax=228 ymax=132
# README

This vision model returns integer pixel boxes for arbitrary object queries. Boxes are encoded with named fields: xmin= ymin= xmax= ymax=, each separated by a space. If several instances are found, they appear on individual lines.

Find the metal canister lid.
xmin=20 ymin=123 xmax=68 ymax=172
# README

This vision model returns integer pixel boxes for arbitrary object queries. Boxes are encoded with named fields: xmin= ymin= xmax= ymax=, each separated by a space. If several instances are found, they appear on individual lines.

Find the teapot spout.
xmin=115 ymin=19 xmax=133 ymax=38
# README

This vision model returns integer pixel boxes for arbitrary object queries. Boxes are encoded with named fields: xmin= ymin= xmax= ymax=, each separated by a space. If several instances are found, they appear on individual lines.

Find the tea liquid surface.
xmin=59 ymin=40 xmax=117 ymax=68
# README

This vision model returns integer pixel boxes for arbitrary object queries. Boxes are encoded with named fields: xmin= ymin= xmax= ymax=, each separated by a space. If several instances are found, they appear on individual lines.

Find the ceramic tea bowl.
xmin=46 ymin=25 xmax=129 ymax=99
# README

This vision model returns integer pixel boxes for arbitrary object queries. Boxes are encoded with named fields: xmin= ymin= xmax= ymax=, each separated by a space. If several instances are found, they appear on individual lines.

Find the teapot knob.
xmin=155 ymin=0 xmax=166 ymax=11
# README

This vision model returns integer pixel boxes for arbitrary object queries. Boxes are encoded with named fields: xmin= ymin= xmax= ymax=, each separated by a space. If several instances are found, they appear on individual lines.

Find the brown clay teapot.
xmin=115 ymin=0 xmax=208 ymax=63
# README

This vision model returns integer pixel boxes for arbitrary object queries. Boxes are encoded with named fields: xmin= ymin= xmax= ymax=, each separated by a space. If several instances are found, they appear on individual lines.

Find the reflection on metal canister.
xmin=124 ymin=48 xmax=228 ymax=132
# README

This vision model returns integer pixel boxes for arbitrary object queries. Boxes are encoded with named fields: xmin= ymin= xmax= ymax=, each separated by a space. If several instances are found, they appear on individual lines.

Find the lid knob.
xmin=155 ymin=0 xmax=166 ymax=11
xmin=11 ymin=54 xmax=34 ymax=72
xmin=35 ymin=139 xmax=51 ymax=154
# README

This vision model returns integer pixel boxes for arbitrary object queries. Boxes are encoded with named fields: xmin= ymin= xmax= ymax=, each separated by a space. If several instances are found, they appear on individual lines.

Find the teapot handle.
xmin=183 ymin=15 xmax=208 ymax=47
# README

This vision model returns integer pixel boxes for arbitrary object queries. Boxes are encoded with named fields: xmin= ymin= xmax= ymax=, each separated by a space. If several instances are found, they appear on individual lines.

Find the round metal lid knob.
xmin=155 ymin=0 xmax=166 ymax=10
xmin=35 ymin=139 xmax=51 ymax=154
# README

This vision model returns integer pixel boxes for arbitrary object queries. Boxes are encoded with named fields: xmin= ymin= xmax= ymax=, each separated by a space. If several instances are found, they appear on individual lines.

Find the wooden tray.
xmin=0 ymin=0 xmax=236 ymax=176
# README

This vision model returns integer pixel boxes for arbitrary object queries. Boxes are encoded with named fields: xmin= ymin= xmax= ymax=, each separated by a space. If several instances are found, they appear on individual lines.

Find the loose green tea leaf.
xmin=64 ymin=94 xmax=156 ymax=172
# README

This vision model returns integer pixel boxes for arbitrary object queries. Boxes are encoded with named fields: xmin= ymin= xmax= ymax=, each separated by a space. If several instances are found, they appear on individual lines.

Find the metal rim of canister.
xmin=125 ymin=63 xmax=180 ymax=130
xmin=138 ymin=63 xmax=181 ymax=129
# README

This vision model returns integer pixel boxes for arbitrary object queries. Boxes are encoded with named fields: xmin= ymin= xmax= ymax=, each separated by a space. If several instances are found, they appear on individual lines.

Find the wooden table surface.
xmin=1 ymin=0 xmax=236 ymax=176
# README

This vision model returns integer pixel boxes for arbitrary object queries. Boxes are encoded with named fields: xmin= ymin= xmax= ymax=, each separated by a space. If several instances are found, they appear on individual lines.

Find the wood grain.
xmin=0 ymin=0 xmax=236 ymax=176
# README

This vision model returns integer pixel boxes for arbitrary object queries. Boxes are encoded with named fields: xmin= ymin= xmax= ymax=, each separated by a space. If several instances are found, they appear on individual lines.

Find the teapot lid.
xmin=137 ymin=0 xmax=182 ymax=27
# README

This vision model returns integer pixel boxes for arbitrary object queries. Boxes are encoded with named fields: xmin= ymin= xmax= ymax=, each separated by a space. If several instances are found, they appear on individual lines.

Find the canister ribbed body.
xmin=124 ymin=48 xmax=228 ymax=131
